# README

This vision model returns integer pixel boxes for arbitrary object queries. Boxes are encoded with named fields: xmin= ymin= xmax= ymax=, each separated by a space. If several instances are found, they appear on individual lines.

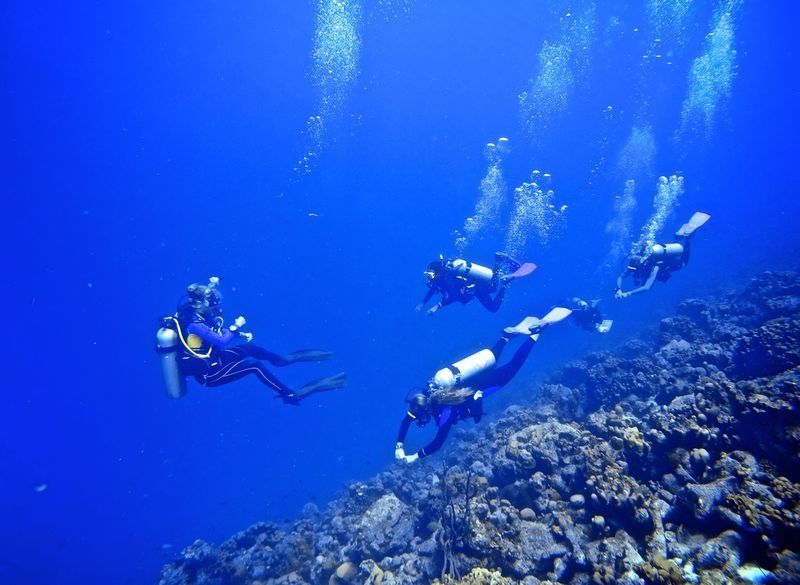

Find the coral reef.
xmin=158 ymin=271 xmax=800 ymax=585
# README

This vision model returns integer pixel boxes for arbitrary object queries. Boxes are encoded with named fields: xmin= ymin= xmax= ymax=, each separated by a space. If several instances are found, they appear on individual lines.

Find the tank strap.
xmin=169 ymin=317 xmax=213 ymax=359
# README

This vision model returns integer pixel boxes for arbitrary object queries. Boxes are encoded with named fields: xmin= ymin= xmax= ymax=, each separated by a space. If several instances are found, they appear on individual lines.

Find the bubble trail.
xmin=518 ymin=4 xmax=596 ymax=140
xmin=605 ymin=179 xmax=638 ymax=268
xmin=678 ymin=0 xmax=743 ymax=140
xmin=293 ymin=0 xmax=362 ymax=177
xmin=632 ymin=174 xmax=684 ymax=254
xmin=454 ymin=137 xmax=510 ymax=254
xmin=504 ymin=170 xmax=567 ymax=256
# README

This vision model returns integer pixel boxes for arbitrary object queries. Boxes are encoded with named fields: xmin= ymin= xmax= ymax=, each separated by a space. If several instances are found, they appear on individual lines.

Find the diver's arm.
xmin=396 ymin=412 xmax=415 ymax=443
xmin=614 ymin=269 xmax=629 ymax=296
xmin=427 ymin=291 xmax=457 ymax=315
xmin=395 ymin=412 xmax=415 ymax=460
xmin=417 ymin=287 xmax=437 ymax=312
xmin=418 ymin=417 xmax=454 ymax=459
xmin=186 ymin=322 xmax=237 ymax=348
xmin=624 ymin=265 xmax=660 ymax=297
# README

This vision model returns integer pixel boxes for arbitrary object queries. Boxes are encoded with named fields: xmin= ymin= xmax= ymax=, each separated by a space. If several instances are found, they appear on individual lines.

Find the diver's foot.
xmin=285 ymin=349 xmax=334 ymax=364
xmin=278 ymin=393 xmax=301 ymax=406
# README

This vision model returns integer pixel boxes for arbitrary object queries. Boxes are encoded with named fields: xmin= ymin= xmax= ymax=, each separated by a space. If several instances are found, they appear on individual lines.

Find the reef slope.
xmin=158 ymin=271 xmax=800 ymax=585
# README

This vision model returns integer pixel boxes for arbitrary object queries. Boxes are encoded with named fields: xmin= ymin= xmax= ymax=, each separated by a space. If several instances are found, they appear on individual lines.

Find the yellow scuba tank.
xmin=156 ymin=326 xmax=187 ymax=399
xmin=433 ymin=348 xmax=496 ymax=389
xmin=449 ymin=259 xmax=494 ymax=285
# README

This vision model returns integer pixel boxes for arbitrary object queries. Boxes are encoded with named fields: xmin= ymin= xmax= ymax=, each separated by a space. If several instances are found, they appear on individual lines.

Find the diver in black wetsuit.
xmin=395 ymin=307 xmax=571 ymax=462
xmin=416 ymin=253 xmax=536 ymax=315
xmin=563 ymin=297 xmax=613 ymax=334
xmin=615 ymin=212 xmax=711 ymax=299
xmin=159 ymin=277 xmax=346 ymax=404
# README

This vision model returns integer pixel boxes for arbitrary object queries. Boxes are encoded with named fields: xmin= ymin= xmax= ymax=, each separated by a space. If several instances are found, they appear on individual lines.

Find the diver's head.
xmin=185 ymin=278 xmax=224 ymax=319
xmin=408 ymin=392 xmax=432 ymax=425
xmin=205 ymin=287 xmax=223 ymax=309
xmin=628 ymin=253 xmax=645 ymax=269
xmin=427 ymin=254 xmax=447 ymax=272
xmin=187 ymin=282 xmax=209 ymax=302
xmin=570 ymin=297 xmax=588 ymax=310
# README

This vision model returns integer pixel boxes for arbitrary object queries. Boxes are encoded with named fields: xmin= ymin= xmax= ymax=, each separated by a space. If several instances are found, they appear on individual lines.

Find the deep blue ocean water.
xmin=3 ymin=1 xmax=799 ymax=583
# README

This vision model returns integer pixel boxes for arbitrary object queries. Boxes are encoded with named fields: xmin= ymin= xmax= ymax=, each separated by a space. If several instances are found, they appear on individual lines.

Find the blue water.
xmin=3 ymin=1 xmax=799 ymax=583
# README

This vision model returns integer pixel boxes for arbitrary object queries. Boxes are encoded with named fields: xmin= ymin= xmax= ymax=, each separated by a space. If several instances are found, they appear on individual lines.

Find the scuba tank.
xmin=155 ymin=325 xmax=187 ymax=399
xmin=651 ymin=243 xmax=684 ymax=257
xmin=433 ymin=348 xmax=496 ymax=389
xmin=449 ymin=259 xmax=494 ymax=285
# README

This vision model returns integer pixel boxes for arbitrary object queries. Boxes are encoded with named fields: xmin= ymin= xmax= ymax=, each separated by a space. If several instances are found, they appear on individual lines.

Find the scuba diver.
xmin=416 ymin=252 xmax=537 ymax=315
xmin=394 ymin=307 xmax=572 ymax=463
xmin=155 ymin=277 xmax=346 ymax=404
xmin=615 ymin=211 xmax=711 ymax=299
xmin=563 ymin=297 xmax=613 ymax=334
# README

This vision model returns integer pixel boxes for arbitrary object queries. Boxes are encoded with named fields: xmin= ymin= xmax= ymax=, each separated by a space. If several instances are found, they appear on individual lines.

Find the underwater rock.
xmin=157 ymin=271 xmax=800 ymax=585
xmin=355 ymin=493 xmax=415 ymax=558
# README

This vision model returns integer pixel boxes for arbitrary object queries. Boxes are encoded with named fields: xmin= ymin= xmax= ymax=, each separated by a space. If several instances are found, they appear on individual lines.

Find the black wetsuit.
xmin=564 ymin=298 xmax=604 ymax=332
xmin=421 ymin=256 xmax=519 ymax=314
xmin=173 ymin=316 xmax=296 ymax=401
xmin=397 ymin=335 xmax=536 ymax=458
xmin=620 ymin=236 xmax=692 ymax=294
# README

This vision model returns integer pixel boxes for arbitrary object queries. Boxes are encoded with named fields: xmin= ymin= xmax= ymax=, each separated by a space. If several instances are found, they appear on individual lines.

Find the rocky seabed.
xmin=159 ymin=271 xmax=800 ymax=585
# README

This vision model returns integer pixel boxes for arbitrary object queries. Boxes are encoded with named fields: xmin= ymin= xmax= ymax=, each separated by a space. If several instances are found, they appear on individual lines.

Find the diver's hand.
xmin=234 ymin=316 xmax=247 ymax=328
xmin=395 ymin=442 xmax=405 ymax=460
xmin=473 ymin=390 xmax=484 ymax=401
xmin=614 ymin=288 xmax=624 ymax=299
xmin=403 ymin=453 xmax=419 ymax=464
xmin=240 ymin=332 xmax=254 ymax=342
xmin=415 ymin=303 xmax=424 ymax=313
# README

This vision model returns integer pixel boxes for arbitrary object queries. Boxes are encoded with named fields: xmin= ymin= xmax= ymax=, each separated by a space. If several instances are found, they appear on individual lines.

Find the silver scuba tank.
xmin=156 ymin=327 xmax=187 ymax=399
xmin=449 ymin=259 xmax=494 ymax=285
xmin=433 ymin=348 xmax=497 ymax=389
xmin=651 ymin=243 xmax=684 ymax=257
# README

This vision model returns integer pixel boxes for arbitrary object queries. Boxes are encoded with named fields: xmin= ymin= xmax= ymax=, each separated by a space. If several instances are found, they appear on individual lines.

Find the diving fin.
xmin=504 ymin=316 xmax=541 ymax=336
xmin=539 ymin=306 xmax=573 ymax=325
xmin=501 ymin=262 xmax=537 ymax=282
xmin=675 ymin=211 xmax=711 ymax=237
xmin=596 ymin=319 xmax=613 ymax=334
xmin=289 ymin=372 xmax=347 ymax=403
xmin=285 ymin=349 xmax=334 ymax=363
xmin=504 ymin=307 xmax=572 ymax=336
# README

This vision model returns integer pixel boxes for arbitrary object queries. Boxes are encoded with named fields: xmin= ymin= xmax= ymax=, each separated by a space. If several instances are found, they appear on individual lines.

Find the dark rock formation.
xmin=157 ymin=270 xmax=800 ymax=585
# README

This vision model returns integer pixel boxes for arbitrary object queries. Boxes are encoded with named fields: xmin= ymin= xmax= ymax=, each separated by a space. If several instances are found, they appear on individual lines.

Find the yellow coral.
xmin=432 ymin=567 xmax=512 ymax=585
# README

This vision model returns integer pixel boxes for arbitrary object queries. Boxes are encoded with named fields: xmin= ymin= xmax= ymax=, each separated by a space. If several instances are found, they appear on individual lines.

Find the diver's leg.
xmin=202 ymin=355 xmax=294 ymax=397
xmin=680 ymin=237 xmax=692 ymax=267
xmin=237 ymin=344 xmax=292 ymax=367
xmin=488 ymin=334 xmax=511 ymax=361
xmin=483 ymin=337 xmax=536 ymax=388
xmin=243 ymin=346 xmax=334 ymax=365
xmin=476 ymin=286 xmax=506 ymax=313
